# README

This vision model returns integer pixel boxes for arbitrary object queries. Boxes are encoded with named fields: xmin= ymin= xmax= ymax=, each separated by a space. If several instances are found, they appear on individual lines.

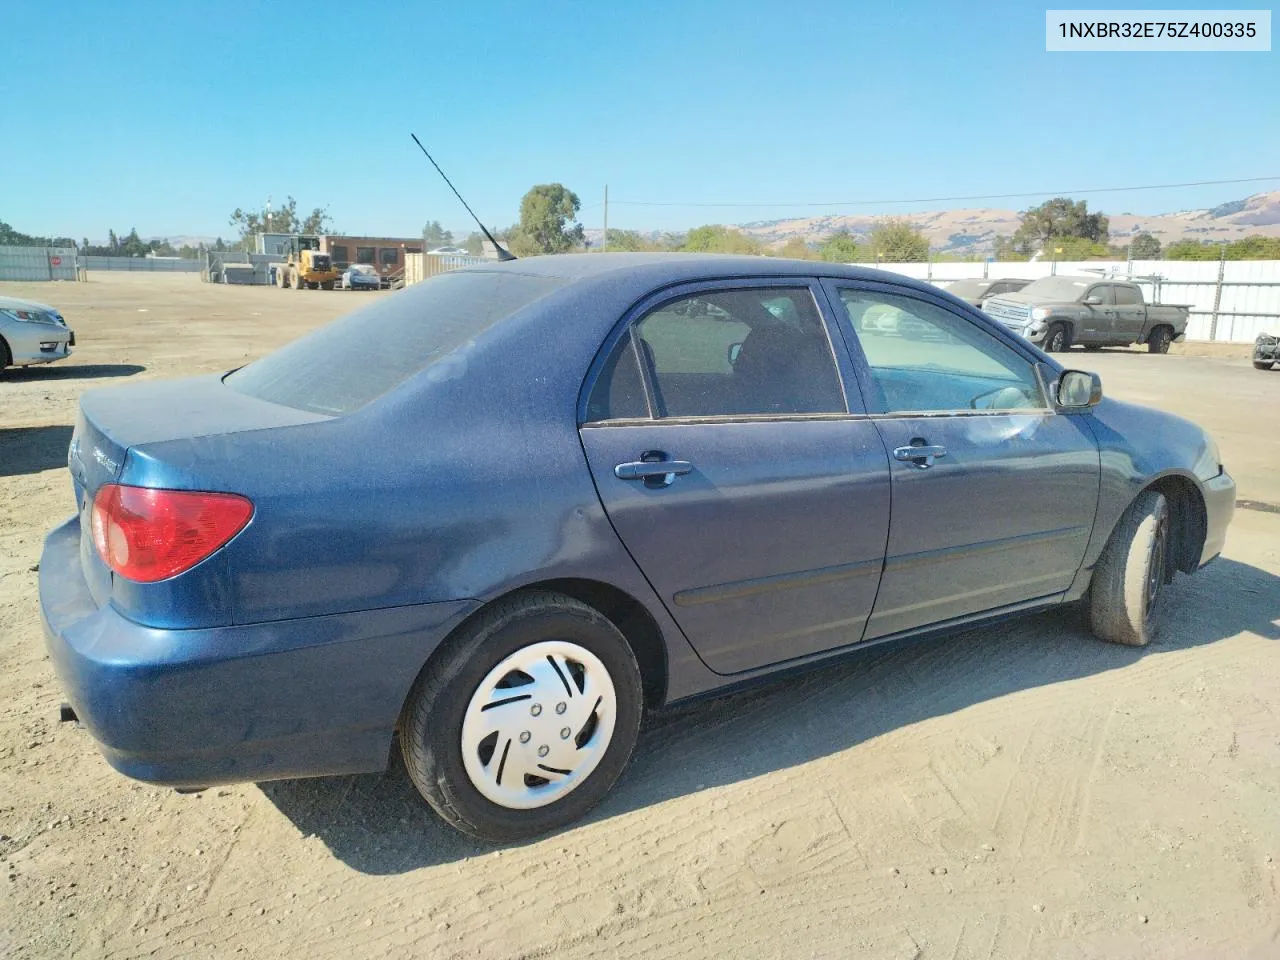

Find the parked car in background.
xmin=1254 ymin=332 xmax=1279 ymax=370
xmin=428 ymin=246 xmax=472 ymax=257
xmin=42 ymin=255 xmax=1233 ymax=842
xmin=341 ymin=264 xmax=381 ymax=291
xmin=0 ymin=295 xmax=74 ymax=371
xmin=983 ymin=276 xmax=1190 ymax=353
xmin=944 ymin=277 xmax=1032 ymax=308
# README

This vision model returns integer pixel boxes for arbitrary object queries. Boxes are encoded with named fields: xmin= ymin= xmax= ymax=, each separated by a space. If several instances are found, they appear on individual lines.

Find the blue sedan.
xmin=40 ymin=254 xmax=1234 ymax=841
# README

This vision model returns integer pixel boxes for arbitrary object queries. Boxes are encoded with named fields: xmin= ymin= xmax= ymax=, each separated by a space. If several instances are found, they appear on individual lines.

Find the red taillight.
xmin=90 ymin=485 xmax=253 ymax=583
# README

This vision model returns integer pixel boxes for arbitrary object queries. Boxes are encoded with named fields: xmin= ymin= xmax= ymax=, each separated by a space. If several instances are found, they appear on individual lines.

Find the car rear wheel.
xmin=1089 ymin=490 xmax=1169 ymax=647
xmin=1043 ymin=323 xmax=1070 ymax=353
xmin=400 ymin=591 xmax=644 ymax=842
xmin=1147 ymin=327 xmax=1173 ymax=354
xmin=0 ymin=337 xmax=10 ymax=370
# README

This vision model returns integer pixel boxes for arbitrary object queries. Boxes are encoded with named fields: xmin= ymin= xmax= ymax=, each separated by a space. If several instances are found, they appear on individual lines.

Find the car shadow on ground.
xmin=259 ymin=557 xmax=1279 ymax=874
xmin=1 ymin=363 xmax=145 ymax=381
xmin=0 ymin=425 xmax=74 ymax=478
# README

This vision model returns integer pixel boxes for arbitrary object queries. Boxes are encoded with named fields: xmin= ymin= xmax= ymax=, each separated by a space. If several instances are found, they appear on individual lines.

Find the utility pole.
xmin=602 ymin=184 xmax=608 ymax=253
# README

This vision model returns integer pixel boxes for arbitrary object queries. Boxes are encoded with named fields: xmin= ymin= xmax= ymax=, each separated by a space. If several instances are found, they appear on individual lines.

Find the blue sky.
xmin=4 ymin=0 xmax=1277 ymax=242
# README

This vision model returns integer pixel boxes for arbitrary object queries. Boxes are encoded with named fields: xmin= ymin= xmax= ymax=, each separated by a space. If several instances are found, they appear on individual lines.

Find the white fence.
xmin=867 ymin=258 xmax=1280 ymax=343
xmin=0 ymin=246 xmax=79 ymax=281
xmin=403 ymin=252 xmax=490 ymax=285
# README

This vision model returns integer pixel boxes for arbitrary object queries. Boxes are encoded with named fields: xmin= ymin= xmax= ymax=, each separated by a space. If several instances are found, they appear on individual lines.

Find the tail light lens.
xmin=90 ymin=484 xmax=253 ymax=583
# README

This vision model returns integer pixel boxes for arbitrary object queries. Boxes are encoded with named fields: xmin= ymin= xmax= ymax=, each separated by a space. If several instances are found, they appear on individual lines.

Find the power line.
xmin=607 ymin=175 xmax=1280 ymax=209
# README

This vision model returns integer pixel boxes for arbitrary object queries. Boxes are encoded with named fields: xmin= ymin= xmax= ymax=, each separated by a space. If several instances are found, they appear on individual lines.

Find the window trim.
xmin=819 ymin=278 xmax=1055 ymax=419
xmin=1085 ymin=284 xmax=1116 ymax=306
xmin=577 ymin=278 xmax=862 ymax=426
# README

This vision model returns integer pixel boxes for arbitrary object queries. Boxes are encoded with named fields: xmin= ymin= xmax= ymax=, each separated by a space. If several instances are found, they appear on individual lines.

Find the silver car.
xmin=0 ymin=295 xmax=74 ymax=370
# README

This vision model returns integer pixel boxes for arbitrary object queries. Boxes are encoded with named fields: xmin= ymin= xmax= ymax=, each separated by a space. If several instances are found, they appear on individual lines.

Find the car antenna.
xmin=410 ymin=133 xmax=516 ymax=261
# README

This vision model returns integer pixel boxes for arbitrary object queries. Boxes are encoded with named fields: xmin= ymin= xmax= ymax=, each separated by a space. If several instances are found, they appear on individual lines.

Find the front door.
xmin=825 ymin=281 xmax=1100 ymax=639
xmin=1111 ymin=284 xmax=1146 ymax=343
xmin=1079 ymin=283 xmax=1116 ymax=343
xmin=579 ymin=282 xmax=891 ymax=675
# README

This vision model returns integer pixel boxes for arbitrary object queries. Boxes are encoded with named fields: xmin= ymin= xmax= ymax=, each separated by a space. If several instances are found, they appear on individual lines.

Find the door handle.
xmin=893 ymin=443 xmax=948 ymax=469
xmin=614 ymin=453 xmax=693 ymax=487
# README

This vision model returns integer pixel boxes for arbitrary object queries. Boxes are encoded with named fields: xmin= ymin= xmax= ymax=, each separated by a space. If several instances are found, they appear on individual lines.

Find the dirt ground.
xmin=1 ymin=273 xmax=1278 ymax=960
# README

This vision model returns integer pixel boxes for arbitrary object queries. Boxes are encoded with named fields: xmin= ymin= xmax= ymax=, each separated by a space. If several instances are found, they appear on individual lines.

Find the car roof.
xmin=457 ymin=251 xmax=916 ymax=285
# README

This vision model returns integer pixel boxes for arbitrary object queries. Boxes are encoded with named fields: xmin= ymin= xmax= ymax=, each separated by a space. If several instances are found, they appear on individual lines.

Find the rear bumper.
xmin=1199 ymin=469 xmax=1235 ymax=566
xmin=40 ymin=516 xmax=478 ymax=788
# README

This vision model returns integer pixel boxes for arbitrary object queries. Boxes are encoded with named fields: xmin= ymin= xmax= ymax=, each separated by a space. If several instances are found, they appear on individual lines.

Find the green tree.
xmin=819 ymin=230 xmax=862 ymax=262
xmin=602 ymin=228 xmax=653 ymax=252
xmin=680 ymin=225 xmax=762 ymax=255
xmin=508 ymin=183 xmax=585 ymax=256
xmin=1129 ymin=232 xmax=1161 ymax=258
xmin=773 ymin=237 xmax=817 ymax=260
xmin=1226 ymin=235 xmax=1280 ymax=259
xmin=0 ymin=220 xmax=74 ymax=246
xmin=1164 ymin=240 xmax=1221 ymax=261
xmin=463 ymin=231 xmax=484 ymax=256
xmin=1007 ymin=198 xmax=1109 ymax=257
xmin=229 ymin=196 xmax=333 ymax=250
xmin=423 ymin=221 xmax=454 ymax=247
xmin=867 ymin=218 xmax=929 ymax=261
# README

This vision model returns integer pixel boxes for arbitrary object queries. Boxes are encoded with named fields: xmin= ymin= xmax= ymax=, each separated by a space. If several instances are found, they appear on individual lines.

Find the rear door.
xmin=823 ymin=280 xmax=1100 ymax=639
xmin=578 ymin=281 xmax=891 ymax=675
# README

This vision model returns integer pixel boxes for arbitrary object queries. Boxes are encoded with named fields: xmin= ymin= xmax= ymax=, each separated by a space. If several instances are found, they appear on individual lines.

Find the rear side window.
xmin=225 ymin=271 xmax=565 ymax=415
xmin=629 ymin=287 xmax=845 ymax=418
xmin=585 ymin=331 xmax=648 ymax=421
xmin=1114 ymin=285 xmax=1141 ymax=305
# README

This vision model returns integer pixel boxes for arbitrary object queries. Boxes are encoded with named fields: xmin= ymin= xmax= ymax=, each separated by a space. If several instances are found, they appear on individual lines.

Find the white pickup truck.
xmin=983 ymin=276 xmax=1190 ymax=353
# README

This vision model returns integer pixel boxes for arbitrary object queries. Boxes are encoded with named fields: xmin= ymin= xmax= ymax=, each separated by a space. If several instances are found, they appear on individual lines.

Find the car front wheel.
xmin=400 ymin=591 xmax=644 ymax=842
xmin=1089 ymin=490 xmax=1169 ymax=647
xmin=1043 ymin=323 xmax=1070 ymax=352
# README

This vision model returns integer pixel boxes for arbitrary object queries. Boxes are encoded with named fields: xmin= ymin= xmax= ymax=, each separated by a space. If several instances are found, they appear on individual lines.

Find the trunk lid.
xmin=69 ymin=374 xmax=331 ymax=605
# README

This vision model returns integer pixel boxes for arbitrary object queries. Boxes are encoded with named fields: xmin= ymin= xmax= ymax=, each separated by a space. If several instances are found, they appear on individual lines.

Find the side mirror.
xmin=727 ymin=342 xmax=743 ymax=366
xmin=1082 ymin=296 xmax=1102 ymax=306
xmin=1057 ymin=370 xmax=1103 ymax=408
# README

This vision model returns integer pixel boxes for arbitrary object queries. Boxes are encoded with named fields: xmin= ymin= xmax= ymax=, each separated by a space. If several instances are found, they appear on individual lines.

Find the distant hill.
xmin=733 ymin=190 xmax=1280 ymax=255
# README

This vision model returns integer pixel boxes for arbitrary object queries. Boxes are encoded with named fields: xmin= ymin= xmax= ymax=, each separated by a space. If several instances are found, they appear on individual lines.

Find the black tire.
xmin=400 ymin=591 xmax=644 ymax=842
xmin=1043 ymin=323 xmax=1071 ymax=353
xmin=0 ymin=337 xmax=10 ymax=371
xmin=321 ymin=280 xmax=334 ymax=291
xmin=1089 ymin=490 xmax=1170 ymax=647
xmin=1254 ymin=360 xmax=1275 ymax=371
xmin=1147 ymin=326 xmax=1173 ymax=354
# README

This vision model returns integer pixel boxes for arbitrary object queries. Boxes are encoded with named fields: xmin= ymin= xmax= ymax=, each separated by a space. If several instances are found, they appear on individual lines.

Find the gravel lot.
xmin=2 ymin=273 xmax=1278 ymax=960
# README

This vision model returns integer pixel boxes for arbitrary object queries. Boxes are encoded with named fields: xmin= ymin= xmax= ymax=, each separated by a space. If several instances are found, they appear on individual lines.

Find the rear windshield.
xmin=224 ymin=270 xmax=565 ymax=415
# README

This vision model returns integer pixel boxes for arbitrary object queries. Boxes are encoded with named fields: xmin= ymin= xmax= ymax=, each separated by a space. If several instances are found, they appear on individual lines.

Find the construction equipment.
xmin=275 ymin=236 xmax=339 ymax=291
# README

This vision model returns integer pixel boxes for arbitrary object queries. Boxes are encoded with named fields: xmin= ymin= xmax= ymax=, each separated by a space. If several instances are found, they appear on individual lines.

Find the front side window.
xmin=588 ymin=287 xmax=845 ymax=421
xmin=836 ymin=289 xmax=1045 ymax=414
xmin=1087 ymin=285 xmax=1115 ymax=305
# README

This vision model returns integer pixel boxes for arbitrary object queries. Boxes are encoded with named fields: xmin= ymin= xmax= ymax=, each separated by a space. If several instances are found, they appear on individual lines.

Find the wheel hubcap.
xmin=460 ymin=641 xmax=616 ymax=810
xmin=1145 ymin=515 xmax=1168 ymax=617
